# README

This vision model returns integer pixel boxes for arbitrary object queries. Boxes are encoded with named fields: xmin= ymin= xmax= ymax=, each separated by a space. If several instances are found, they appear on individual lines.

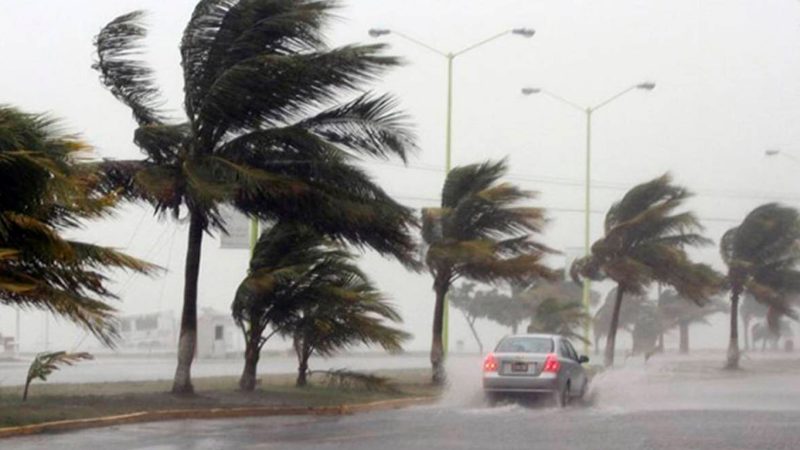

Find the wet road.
xmin=6 ymin=353 xmax=800 ymax=449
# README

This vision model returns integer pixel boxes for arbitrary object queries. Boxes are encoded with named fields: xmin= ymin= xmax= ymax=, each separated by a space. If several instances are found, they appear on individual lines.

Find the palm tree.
xmin=286 ymin=258 xmax=409 ymax=387
xmin=0 ymin=106 xmax=155 ymax=345
xmin=93 ymin=2 xmax=418 ymax=394
xmin=422 ymin=160 xmax=555 ymax=383
xmin=720 ymin=203 xmax=800 ymax=369
xmin=232 ymin=222 xmax=408 ymax=390
xmin=572 ymin=174 xmax=720 ymax=367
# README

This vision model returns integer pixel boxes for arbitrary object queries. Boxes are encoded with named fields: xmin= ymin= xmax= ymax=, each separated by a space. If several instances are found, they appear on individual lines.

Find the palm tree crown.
xmin=573 ymin=174 xmax=720 ymax=366
xmin=720 ymin=203 xmax=800 ymax=368
xmin=0 ymin=106 xmax=155 ymax=345
xmin=422 ymin=159 xmax=555 ymax=383
xmin=93 ymin=1 xmax=419 ymax=393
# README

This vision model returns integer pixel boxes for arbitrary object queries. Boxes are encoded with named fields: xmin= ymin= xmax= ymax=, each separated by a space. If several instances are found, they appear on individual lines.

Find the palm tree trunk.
xmin=172 ymin=211 xmax=204 ymax=394
xmin=239 ymin=333 xmax=260 ymax=391
xmin=604 ymin=286 xmax=625 ymax=367
xmin=726 ymin=291 xmax=741 ymax=369
xmin=296 ymin=348 xmax=311 ymax=387
xmin=22 ymin=380 xmax=30 ymax=401
xmin=679 ymin=321 xmax=689 ymax=354
xmin=430 ymin=278 xmax=448 ymax=385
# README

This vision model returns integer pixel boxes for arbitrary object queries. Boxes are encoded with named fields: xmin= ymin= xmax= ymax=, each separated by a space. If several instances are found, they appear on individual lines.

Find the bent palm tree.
xmin=232 ymin=222 xmax=408 ymax=389
xmin=422 ymin=160 xmax=555 ymax=383
xmin=572 ymin=174 xmax=720 ymax=367
xmin=0 ymin=106 xmax=155 ymax=345
xmin=720 ymin=203 xmax=800 ymax=369
xmin=94 ymin=1 xmax=418 ymax=394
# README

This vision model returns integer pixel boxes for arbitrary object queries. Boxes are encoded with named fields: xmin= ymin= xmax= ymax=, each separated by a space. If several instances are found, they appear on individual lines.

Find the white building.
xmin=118 ymin=311 xmax=177 ymax=352
xmin=197 ymin=308 xmax=240 ymax=358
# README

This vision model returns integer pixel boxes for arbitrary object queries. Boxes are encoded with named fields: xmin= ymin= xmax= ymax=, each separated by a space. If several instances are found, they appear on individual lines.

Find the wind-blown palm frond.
xmin=23 ymin=351 xmax=93 ymax=400
xmin=721 ymin=203 xmax=800 ymax=368
xmin=573 ymin=174 xmax=720 ymax=366
xmin=93 ymin=11 xmax=163 ymax=125
xmin=93 ymin=1 xmax=418 ymax=393
xmin=422 ymin=159 xmax=556 ymax=383
xmin=0 ymin=106 xmax=158 ymax=346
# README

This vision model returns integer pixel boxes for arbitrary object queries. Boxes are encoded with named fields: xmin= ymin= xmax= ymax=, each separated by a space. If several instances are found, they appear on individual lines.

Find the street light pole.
xmin=521 ymin=82 xmax=655 ymax=354
xmin=371 ymin=27 xmax=535 ymax=354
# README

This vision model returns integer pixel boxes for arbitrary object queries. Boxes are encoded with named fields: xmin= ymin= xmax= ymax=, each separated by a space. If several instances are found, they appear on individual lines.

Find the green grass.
xmin=0 ymin=369 xmax=439 ymax=428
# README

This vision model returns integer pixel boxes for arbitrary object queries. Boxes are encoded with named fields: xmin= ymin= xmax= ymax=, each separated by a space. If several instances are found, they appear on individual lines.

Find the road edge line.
xmin=0 ymin=396 xmax=437 ymax=439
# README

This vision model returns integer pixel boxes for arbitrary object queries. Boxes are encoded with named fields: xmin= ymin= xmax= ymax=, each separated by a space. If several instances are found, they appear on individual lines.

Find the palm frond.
xmin=93 ymin=11 xmax=164 ymax=125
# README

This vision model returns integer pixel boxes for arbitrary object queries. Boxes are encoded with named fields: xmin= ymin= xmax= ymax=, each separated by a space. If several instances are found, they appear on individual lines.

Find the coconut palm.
xmin=720 ymin=203 xmax=800 ymax=369
xmin=0 ymin=106 xmax=155 ymax=345
xmin=232 ymin=222 xmax=408 ymax=390
xmin=93 ymin=1 xmax=418 ymax=394
xmin=572 ymin=174 xmax=720 ymax=367
xmin=422 ymin=160 xmax=555 ymax=383
xmin=286 ymin=260 xmax=409 ymax=387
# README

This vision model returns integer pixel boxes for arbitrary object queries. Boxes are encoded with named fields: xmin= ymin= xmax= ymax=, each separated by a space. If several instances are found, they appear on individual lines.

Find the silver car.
xmin=482 ymin=334 xmax=590 ymax=406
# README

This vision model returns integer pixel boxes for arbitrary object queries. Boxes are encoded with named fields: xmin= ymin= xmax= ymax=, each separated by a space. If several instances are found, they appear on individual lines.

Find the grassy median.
xmin=0 ymin=369 xmax=439 ymax=428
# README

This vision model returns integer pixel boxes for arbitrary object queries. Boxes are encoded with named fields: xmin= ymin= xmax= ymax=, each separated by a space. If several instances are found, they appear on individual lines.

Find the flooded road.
xmin=5 ymin=352 xmax=800 ymax=449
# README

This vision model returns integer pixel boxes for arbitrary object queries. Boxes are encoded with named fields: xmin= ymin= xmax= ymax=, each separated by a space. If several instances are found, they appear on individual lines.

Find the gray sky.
xmin=2 ymin=0 xmax=800 ymax=353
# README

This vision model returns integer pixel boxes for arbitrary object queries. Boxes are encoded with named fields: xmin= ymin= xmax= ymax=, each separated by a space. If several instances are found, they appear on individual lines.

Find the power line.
xmin=366 ymin=161 xmax=800 ymax=204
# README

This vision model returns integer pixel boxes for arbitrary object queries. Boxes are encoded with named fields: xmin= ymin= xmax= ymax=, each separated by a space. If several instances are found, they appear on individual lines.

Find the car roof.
xmin=501 ymin=333 xmax=562 ymax=340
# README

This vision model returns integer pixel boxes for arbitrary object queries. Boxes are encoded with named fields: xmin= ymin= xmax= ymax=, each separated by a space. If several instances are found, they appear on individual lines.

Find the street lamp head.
xmin=368 ymin=28 xmax=391 ymax=38
xmin=765 ymin=149 xmax=781 ymax=157
xmin=637 ymin=82 xmax=656 ymax=90
xmin=511 ymin=28 xmax=536 ymax=38
xmin=521 ymin=87 xmax=541 ymax=96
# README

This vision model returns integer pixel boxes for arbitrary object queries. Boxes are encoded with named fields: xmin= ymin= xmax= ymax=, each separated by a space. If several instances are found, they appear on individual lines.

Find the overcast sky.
xmin=2 ymin=0 xmax=800 ymax=353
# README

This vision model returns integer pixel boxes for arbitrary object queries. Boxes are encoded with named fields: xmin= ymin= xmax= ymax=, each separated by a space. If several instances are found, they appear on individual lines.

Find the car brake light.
xmin=543 ymin=353 xmax=560 ymax=373
xmin=483 ymin=353 xmax=498 ymax=372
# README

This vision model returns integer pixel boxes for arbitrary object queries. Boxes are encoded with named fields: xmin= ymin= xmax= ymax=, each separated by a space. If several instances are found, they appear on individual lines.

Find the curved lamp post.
xmin=370 ymin=27 xmax=535 ymax=354
xmin=521 ymin=82 xmax=655 ymax=353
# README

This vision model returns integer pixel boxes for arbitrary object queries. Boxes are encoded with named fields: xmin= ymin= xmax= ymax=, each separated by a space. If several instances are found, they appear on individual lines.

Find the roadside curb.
xmin=0 ymin=396 xmax=437 ymax=439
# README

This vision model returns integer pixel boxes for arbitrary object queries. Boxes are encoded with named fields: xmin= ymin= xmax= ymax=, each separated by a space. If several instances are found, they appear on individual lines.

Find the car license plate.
xmin=512 ymin=362 xmax=527 ymax=372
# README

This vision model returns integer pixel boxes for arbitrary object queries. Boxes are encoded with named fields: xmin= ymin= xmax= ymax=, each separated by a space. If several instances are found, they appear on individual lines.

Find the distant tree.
xmin=93 ymin=2 xmax=418 ymax=394
xmin=658 ymin=289 xmax=726 ymax=354
xmin=592 ymin=289 xmax=648 ymax=356
xmin=572 ymin=175 xmax=720 ymax=366
xmin=0 ymin=106 xmax=156 ymax=345
xmin=422 ymin=160 xmax=555 ymax=384
xmin=519 ymin=276 xmax=595 ymax=345
xmin=739 ymin=293 xmax=767 ymax=351
xmin=449 ymin=282 xmax=487 ymax=354
xmin=720 ymin=203 xmax=800 ymax=369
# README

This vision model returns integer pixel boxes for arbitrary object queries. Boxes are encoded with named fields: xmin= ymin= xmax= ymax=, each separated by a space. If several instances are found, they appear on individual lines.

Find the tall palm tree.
xmin=0 ymin=106 xmax=155 ymax=345
xmin=720 ymin=203 xmax=800 ymax=369
xmin=232 ymin=222 xmax=408 ymax=389
xmin=422 ymin=160 xmax=555 ymax=383
xmin=93 ymin=1 xmax=418 ymax=394
xmin=572 ymin=174 xmax=720 ymax=367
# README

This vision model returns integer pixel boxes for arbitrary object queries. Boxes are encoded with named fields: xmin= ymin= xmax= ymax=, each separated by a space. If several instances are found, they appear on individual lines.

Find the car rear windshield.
xmin=495 ymin=337 xmax=554 ymax=354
